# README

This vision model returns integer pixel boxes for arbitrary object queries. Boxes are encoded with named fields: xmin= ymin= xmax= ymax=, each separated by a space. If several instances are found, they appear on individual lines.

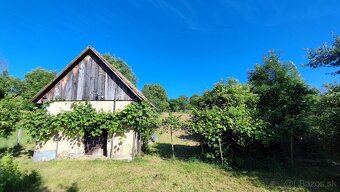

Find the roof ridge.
xmin=31 ymin=46 xmax=147 ymax=102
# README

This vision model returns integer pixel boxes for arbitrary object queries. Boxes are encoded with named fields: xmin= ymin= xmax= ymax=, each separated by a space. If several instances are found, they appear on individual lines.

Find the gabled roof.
xmin=31 ymin=46 xmax=147 ymax=102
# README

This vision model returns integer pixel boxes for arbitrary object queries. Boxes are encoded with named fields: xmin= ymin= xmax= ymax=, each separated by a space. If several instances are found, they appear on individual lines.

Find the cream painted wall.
xmin=35 ymin=101 xmax=136 ymax=160
xmin=107 ymin=129 xmax=136 ymax=160
xmin=47 ymin=101 xmax=133 ymax=114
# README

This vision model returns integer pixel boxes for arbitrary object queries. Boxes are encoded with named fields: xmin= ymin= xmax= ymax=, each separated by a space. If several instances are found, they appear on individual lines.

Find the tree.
xmin=0 ymin=97 xmax=25 ymax=138
xmin=0 ymin=69 xmax=26 ymax=138
xmin=305 ymin=35 xmax=340 ymax=75
xmin=168 ymin=95 xmax=190 ymax=112
xmin=191 ymin=78 xmax=269 ymax=166
xmin=310 ymin=84 xmax=340 ymax=154
xmin=162 ymin=113 xmax=182 ymax=158
xmin=189 ymin=94 xmax=200 ymax=107
xmin=0 ymin=70 xmax=24 ymax=99
xmin=22 ymin=68 xmax=55 ymax=99
xmin=142 ymin=84 xmax=169 ymax=112
xmin=248 ymin=52 xmax=315 ymax=162
xmin=103 ymin=53 xmax=138 ymax=85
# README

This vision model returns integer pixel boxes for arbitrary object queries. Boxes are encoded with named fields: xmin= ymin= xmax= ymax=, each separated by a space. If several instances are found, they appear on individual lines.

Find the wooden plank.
xmin=106 ymin=69 xmax=115 ymax=100
xmin=71 ymin=64 xmax=79 ymax=100
xmin=36 ymin=52 xmax=138 ymax=101
xmin=83 ymin=55 xmax=91 ymax=100
xmin=104 ymin=66 xmax=109 ymax=100
xmin=53 ymin=82 xmax=61 ymax=99
xmin=89 ymin=54 xmax=96 ymax=100
xmin=64 ymin=72 xmax=73 ymax=100
xmin=93 ymin=55 xmax=99 ymax=100
xmin=96 ymin=56 xmax=105 ymax=100
xmin=76 ymin=59 xmax=85 ymax=100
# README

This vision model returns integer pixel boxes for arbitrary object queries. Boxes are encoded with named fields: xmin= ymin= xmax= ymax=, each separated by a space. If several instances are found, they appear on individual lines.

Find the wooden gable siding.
xmin=36 ymin=52 xmax=137 ymax=103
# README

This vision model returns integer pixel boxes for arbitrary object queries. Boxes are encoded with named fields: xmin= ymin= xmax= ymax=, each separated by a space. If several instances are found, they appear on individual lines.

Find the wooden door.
xmin=84 ymin=129 xmax=108 ymax=157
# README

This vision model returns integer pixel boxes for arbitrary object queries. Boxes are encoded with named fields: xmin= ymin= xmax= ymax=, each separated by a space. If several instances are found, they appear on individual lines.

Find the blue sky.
xmin=0 ymin=0 xmax=339 ymax=98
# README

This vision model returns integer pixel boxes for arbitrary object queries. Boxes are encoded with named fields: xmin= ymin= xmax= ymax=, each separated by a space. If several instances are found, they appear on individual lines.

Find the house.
xmin=31 ymin=46 xmax=147 ymax=161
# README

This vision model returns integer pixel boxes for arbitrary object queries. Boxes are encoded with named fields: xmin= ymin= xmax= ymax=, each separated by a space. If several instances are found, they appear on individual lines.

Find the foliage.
xmin=0 ymin=70 xmax=24 ymax=99
xmin=103 ymin=53 xmax=138 ymax=85
xmin=189 ymin=94 xmax=200 ymax=107
xmin=22 ymin=101 xmax=158 ymax=152
xmin=162 ymin=113 xmax=182 ymax=130
xmin=22 ymin=68 xmax=55 ymax=100
xmin=248 ymin=52 xmax=316 ymax=158
xmin=309 ymin=84 xmax=340 ymax=154
xmin=3 ymin=131 xmax=340 ymax=192
xmin=118 ymin=101 xmax=159 ymax=151
xmin=162 ymin=113 xmax=182 ymax=157
xmin=305 ymin=35 xmax=340 ymax=75
xmin=0 ymin=154 xmax=42 ymax=192
xmin=191 ymin=78 xmax=270 ymax=166
xmin=21 ymin=107 xmax=54 ymax=142
xmin=0 ymin=70 xmax=27 ymax=138
xmin=168 ymin=95 xmax=191 ymax=112
xmin=142 ymin=84 xmax=169 ymax=112
xmin=0 ymin=97 xmax=25 ymax=138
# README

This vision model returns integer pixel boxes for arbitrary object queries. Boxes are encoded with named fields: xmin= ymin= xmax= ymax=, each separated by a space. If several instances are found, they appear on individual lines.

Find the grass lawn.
xmin=0 ymin=128 xmax=339 ymax=192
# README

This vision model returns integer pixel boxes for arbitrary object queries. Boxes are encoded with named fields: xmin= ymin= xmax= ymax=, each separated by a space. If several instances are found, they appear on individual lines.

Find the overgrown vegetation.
xmin=0 ymin=35 xmax=339 ymax=190
xmin=189 ymin=52 xmax=339 ymax=167
xmin=0 ymin=154 xmax=44 ymax=192
xmin=22 ymin=101 xmax=159 ymax=152
xmin=248 ymin=52 xmax=317 ymax=161
xmin=191 ymin=78 xmax=270 ymax=166
xmin=0 ymin=129 xmax=339 ymax=191
xmin=103 ymin=53 xmax=138 ymax=85
xmin=142 ymin=84 xmax=169 ymax=112
xmin=168 ymin=95 xmax=191 ymax=112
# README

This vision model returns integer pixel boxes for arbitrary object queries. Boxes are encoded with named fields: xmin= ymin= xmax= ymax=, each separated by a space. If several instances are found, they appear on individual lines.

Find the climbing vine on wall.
xmin=22 ymin=101 xmax=159 ymax=151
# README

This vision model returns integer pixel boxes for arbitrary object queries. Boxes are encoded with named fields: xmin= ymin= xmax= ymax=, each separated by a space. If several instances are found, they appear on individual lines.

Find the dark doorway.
xmin=84 ymin=129 xmax=108 ymax=157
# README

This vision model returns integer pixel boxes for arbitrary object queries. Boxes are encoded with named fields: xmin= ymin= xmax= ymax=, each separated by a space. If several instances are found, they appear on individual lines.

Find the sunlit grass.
xmin=0 ymin=127 xmax=339 ymax=191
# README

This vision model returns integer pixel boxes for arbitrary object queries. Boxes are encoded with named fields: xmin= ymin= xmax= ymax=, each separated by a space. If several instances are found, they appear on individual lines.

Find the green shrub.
xmin=0 ymin=154 xmax=42 ymax=192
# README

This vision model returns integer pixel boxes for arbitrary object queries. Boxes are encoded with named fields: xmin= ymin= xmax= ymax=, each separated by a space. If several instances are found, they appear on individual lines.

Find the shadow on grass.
xmin=178 ymin=134 xmax=195 ymax=141
xmin=0 ymin=144 xmax=34 ymax=158
xmin=151 ymin=143 xmax=200 ymax=160
xmin=229 ymin=163 xmax=340 ymax=191
xmin=2 ymin=170 xmax=79 ymax=192
xmin=150 ymin=139 xmax=339 ymax=191
xmin=1 ymin=170 xmax=49 ymax=192
xmin=58 ymin=182 xmax=79 ymax=192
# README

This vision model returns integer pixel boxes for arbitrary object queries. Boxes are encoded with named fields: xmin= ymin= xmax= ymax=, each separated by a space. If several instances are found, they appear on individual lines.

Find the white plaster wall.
xmin=56 ymin=133 xmax=85 ymax=158
xmin=47 ymin=100 xmax=133 ymax=114
xmin=35 ymin=137 xmax=57 ymax=151
xmin=35 ymin=101 xmax=136 ymax=160
xmin=107 ymin=129 xmax=136 ymax=160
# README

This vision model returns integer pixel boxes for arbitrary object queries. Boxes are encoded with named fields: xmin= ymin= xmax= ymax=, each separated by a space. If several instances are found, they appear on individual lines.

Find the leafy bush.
xmin=118 ymin=101 xmax=160 ymax=151
xmin=191 ymin=78 xmax=271 ymax=167
xmin=309 ymin=84 xmax=340 ymax=155
xmin=0 ymin=97 xmax=25 ymax=138
xmin=0 ymin=154 xmax=42 ymax=192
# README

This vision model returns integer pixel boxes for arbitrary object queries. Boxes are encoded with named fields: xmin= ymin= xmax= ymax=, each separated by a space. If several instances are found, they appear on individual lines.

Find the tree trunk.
xmin=138 ymin=134 xmax=142 ymax=155
xmin=218 ymin=139 xmax=224 ymax=166
xmin=17 ymin=128 xmax=22 ymax=146
xmin=170 ymin=126 xmax=175 ymax=158
xmin=110 ymin=133 xmax=114 ymax=159
xmin=290 ymin=127 xmax=294 ymax=165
